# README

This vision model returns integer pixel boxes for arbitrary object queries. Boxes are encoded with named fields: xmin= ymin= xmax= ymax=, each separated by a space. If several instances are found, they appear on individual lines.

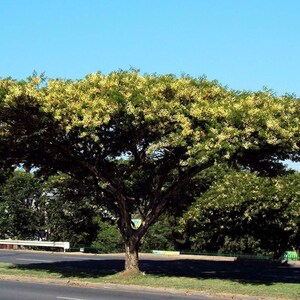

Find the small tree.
xmin=0 ymin=71 xmax=299 ymax=271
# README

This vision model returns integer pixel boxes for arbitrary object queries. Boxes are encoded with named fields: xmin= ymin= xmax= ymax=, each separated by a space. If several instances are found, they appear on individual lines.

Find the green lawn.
xmin=0 ymin=262 xmax=299 ymax=299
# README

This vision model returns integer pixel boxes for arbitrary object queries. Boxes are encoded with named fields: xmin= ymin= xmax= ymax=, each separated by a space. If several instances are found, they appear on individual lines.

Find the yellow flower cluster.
xmin=1 ymin=71 xmax=299 ymax=166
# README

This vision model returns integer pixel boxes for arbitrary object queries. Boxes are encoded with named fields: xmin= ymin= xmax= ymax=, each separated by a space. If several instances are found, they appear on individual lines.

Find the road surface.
xmin=0 ymin=249 xmax=119 ymax=265
xmin=0 ymin=249 xmax=299 ymax=283
xmin=0 ymin=280 xmax=218 ymax=300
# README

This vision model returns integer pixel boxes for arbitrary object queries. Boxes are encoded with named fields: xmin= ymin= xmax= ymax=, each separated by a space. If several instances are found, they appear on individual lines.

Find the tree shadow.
xmin=141 ymin=258 xmax=300 ymax=285
xmin=11 ymin=257 xmax=300 ymax=285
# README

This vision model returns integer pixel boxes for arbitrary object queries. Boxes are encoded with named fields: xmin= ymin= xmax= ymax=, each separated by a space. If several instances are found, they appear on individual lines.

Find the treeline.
xmin=0 ymin=167 xmax=299 ymax=258
xmin=0 ymin=170 xmax=98 ymax=245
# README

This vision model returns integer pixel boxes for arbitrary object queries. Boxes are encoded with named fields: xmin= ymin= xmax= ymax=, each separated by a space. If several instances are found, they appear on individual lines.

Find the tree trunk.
xmin=124 ymin=237 xmax=140 ymax=272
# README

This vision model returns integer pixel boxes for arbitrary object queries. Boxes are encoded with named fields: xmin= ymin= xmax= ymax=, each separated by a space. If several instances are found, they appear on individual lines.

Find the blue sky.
xmin=1 ymin=0 xmax=299 ymax=169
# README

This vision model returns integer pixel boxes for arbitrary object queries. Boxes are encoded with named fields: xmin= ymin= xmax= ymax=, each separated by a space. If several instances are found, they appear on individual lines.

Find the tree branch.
xmin=137 ymin=160 xmax=214 ymax=237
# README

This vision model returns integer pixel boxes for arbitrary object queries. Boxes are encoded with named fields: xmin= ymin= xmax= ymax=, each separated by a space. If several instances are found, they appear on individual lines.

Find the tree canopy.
xmin=0 ymin=170 xmax=44 ymax=240
xmin=0 ymin=71 xmax=299 ymax=271
xmin=42 ymin=173 xmax=99 ymax=245
xmin=181 ymin=170 xmax=300 ymax=258
xmin=0 ymin=170 xmax=100 ymax=245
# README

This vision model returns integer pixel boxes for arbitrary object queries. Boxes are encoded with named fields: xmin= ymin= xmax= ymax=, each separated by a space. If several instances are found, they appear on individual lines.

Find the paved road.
xmin=0 ymin=249 xmax=299 ymax=285
xmin=0 ymin=280 xmax=216 ymax=300
xmin=0 ymin=249 xmax=120 ymax=264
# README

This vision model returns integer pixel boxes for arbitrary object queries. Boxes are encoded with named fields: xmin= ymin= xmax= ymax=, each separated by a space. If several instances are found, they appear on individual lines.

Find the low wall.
xmin=0 ymin=239 xmax=70 ymax=251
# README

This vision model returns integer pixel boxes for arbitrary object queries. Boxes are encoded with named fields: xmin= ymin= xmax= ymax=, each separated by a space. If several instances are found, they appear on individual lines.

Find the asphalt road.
xmin=0 ymin=249 xmax=299 ymax=284
xmin=0 ymin=250 xmax=223 ymax=299
xmin=0 ymin=249 xmax=299 ymax=299
xmin=0 ymin=280 xmax=215 ymax=300
xmin=0 ymin=249 xmax=120 ymax=265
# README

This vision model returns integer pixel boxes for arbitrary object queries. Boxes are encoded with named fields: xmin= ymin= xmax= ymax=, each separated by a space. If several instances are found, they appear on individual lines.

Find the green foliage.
xmin=91 ymin=219 xmax=123 ymax=253
xmin=42 ymin=174 xmax=99 ymax=245
xmin=1 ymin=72 xmax=299 ymax=209
xmin=1 ymin=71 xmax=299 ymax=270
xmin=181 ymin=170 xmax=300 ymax=258
xmin=140 ymin=215 xmax=177 ymax=252
xmin=0 ymin=168 xmax=11 ymax=186
xmin=0 ymin=170 xmax=99 ymax=245
xmin=0 ymin=171 xmax=44 ymax=239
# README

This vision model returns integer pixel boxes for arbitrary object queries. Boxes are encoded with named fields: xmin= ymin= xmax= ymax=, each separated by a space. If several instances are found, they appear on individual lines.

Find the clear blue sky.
xmin=1 ymin=0 xmax=299 ymax=169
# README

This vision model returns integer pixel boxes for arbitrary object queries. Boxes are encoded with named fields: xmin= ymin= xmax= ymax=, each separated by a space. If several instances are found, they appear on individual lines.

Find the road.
xmin=0 ymin=249 xmax=122 ymax=265
xmin=0 ymin=249 xmax=299 ymax=299
xmin=0 ymin=250 xmax=222 ymax=300
xmin=0 ymin=280 xmax=216 ymax=300
xmin=0 ymin=249 xmax=299 ymax=282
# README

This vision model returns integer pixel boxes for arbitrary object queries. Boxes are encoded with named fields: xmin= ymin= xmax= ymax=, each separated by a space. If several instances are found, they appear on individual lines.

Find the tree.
xmin=181 ymin=170 xmax=300 ymax=258
xmin=0 ymin=170 xmax=101 ymax=245
xmin=0 ymin=168 xmax=10 ymax=186
xmin=0 ymin=171 xmax=44 ymax=239
xmin=91 ymin=218 xmax=124 ymax=253
xmin=0 ymin=71 xmax=299 ymax=272
xmin=42 ymin=174 xmax=99 ymax=245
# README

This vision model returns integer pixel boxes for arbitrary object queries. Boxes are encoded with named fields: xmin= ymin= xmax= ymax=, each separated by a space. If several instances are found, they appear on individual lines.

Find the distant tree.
xmin=91 ymin=218 xmax=124 ymax=253
xmin=42 ymin=174 xmax=99 ymax=245
xmin=0 ymin=169 xmax=10 ymax=186
xmin=181 ymin=171 xmax=300 ymax=258
xmin=0 ymin=71 xmax=299 ymax=271
xmin=0 ymin=171 xmax=99 ymax=245
xmin=140 ymin=214 xmax=179 ymax=252
xmin=0 ymin=171 xmax=44 ymax=239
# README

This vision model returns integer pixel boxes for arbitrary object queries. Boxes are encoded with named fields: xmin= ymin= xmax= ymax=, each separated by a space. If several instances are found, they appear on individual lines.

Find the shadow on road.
xmin=11 ymin=257 xmax=300 ymax=285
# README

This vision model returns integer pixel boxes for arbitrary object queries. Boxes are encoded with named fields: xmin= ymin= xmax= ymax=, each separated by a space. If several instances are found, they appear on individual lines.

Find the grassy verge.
xmin=0 ymin=263 xmax=299 ymax=299
xmin=108 ymin=272 xmax=299 ymax=300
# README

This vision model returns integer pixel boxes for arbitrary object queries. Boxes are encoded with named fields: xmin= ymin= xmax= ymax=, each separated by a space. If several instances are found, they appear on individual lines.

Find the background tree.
xmin=140 ymin=214 xmax=181 ymax=252
xmin=0 ymin=171 xmax=44 ymax=239
xmin=0 ymin=171 xmax=100 ymax=245
xmin=0 ymin=71 xmax=299 ymax=272
xmin=91 ymin=218 xmax=124 ymax=253
xmin=42 ymin=174 xmax=99 ymax=245
xmin=181 ymin=170 xmax=300 ymax=258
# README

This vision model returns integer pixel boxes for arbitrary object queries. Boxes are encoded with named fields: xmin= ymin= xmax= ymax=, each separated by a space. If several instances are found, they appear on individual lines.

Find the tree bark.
xmin=124 ymin=236 xmax=140 ymax=272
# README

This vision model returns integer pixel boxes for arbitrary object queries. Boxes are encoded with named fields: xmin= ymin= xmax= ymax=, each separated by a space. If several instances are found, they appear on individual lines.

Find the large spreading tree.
xmin=0 ymin=71 xmax=299 ymax=272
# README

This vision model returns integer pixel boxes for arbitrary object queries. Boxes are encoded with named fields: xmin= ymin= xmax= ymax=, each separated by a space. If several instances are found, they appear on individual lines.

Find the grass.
xmin=107 ymin=272 xmax=300 ymax=300
xmin=0 ymin=261 xmax=299 ymax=299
